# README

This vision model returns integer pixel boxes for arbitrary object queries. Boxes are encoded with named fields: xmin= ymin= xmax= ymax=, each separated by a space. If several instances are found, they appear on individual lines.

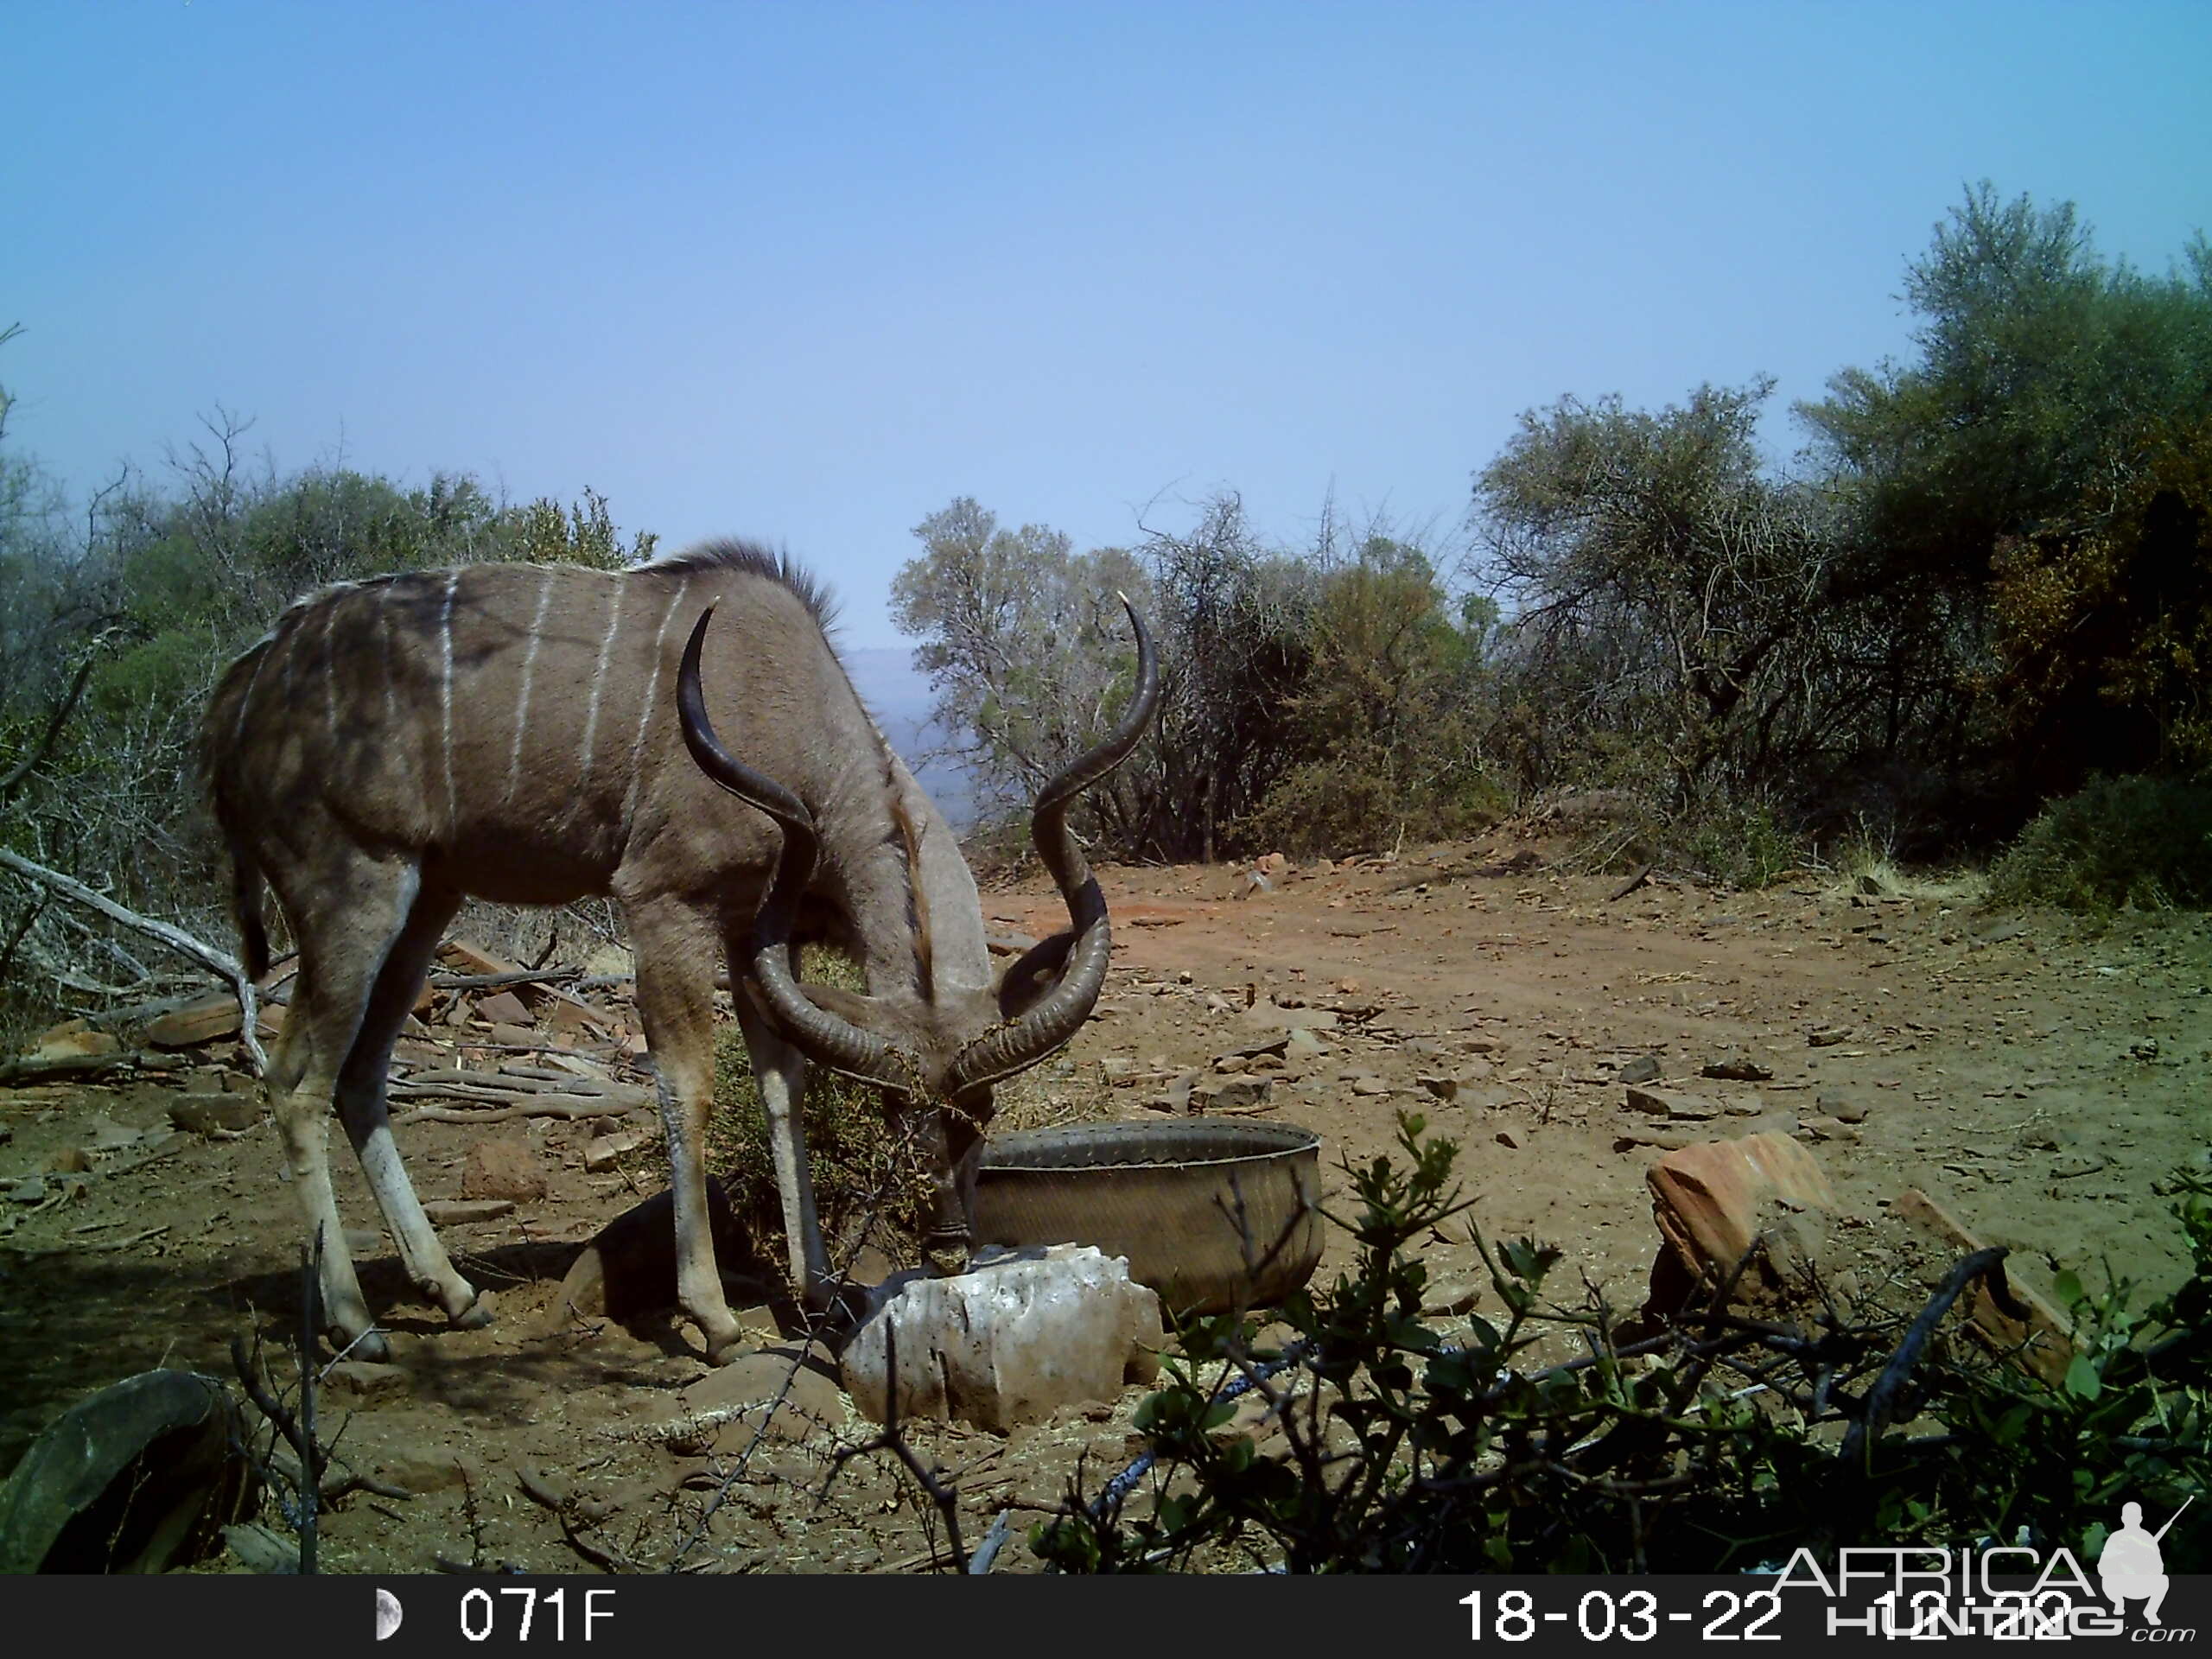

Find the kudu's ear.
xmin=796 ymin=979 xmax=883 ymax=1030
xmin=995 ymin=931 xmax=1076 ymax=1021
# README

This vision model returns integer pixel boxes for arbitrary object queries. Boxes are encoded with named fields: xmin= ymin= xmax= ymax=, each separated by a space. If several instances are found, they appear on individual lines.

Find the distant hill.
xmin=841 ymin=645 xmax=983 ymax=830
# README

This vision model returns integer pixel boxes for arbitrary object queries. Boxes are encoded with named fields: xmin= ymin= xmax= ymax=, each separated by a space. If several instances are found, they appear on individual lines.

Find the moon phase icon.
xmin=375 ymin=1588 xmax=404 ymax=1641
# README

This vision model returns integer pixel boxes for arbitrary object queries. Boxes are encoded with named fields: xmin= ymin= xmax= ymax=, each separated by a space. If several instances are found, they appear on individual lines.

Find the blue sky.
xmin=8 ymin=2 xmax=2209 ymax=648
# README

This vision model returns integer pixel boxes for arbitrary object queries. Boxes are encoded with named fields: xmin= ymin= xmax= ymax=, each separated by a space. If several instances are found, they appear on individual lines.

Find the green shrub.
xmin=1987 ymin=773 xmax=2212 ymax=914
xmin=1685 ymin=800 xmax=1808 ymax=891
xmin=1034 ymin=1116 xmax=2211 ymax=1573
xmin=706 ymin=949 xmax=936 ymax=1276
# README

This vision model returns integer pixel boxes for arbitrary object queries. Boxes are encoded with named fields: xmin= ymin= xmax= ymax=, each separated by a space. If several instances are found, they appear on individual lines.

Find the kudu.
xmin=203 ymin=542 xmax=1158 ymax=1364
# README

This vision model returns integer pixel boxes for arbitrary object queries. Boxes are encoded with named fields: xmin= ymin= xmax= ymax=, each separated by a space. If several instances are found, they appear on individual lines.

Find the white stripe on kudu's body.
xmin=201 ymin=541 xmax=1155 ymax=1367
xmin=577 ymin=579 xmax=626 ymax=782
xmin=505 ymin=564 xmax=558 ymax=800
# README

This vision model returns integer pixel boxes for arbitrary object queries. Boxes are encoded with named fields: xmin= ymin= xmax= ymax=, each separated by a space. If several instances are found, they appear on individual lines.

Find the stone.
xmin=1806 ymin=1025 xmax=1853 ymax=1047
xmin=168 ymin=1094 xmax=262 ymax=1135
xmin=460 ymin=1136 xmax=548 ymax=1203
xmin=23 ymin=1025 xmax=119 ymax=1064
xmin=1624 ymin=1085 xmax=1721 ymax=1121
xmin=1351 ymin=1075 xmax=1393 ymax=1097
xmin=1285 ymin=1027 xmax=1330 ymax=1060
xmin=1190 ymin=1074 xmax=1273 ymax=1113
xmin=1417 ymin=1074 xmax=1459 ymax=1103
xmin=421 ymin=1198 xmax=515 ymax=1225
xmin=323 ymin=1362 xmax=410 ymax=1402
xmin=1617 ymin=1056 xmax=1662 ymax=1084
xmin=546 ymin=1182 xmax=752 ymax=1325
xmin=476 ymin=990 xmax=534 ymax=1026
xmin=1818 ymin=1093 xmax=1869 ymax=1124
xmin=45 ymin=1146 xmax=92 ymax=1174
xmin=1891 ymin=1189 xmax=2077 ymax=1384
xmin=662 ymin=1347 xmax=846 ymax=1449
xmin=145 ymin=994 xmax=251 ymax=1048
xmin=1701 ymin=1052 xmax=1775 ymax=1082
xmin=1644 ymin=1134 xmax=1836 ymax=1289
xmin=584 ymin=1128 xmax=652 ymax=1172
xmin=841 ymin=1245 xmax=1164 ymax=1433
xmin=1098 ymin=1057 xmax=1141 ymax=1087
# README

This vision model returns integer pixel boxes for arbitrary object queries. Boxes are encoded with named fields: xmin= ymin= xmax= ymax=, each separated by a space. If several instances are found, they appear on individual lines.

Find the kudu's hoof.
xmin=335 ymin=1326 xmax=392 ymax=1363
xmin=449 ymin=1290 xmax=499 ymax=1331
xmin=706 ymin=1334 xmax=752 ymax=1368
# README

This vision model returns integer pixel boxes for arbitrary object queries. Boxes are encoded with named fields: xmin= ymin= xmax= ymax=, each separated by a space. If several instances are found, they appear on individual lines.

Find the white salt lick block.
xmin=842 ymin=1244 xmax=1164 ymax=1432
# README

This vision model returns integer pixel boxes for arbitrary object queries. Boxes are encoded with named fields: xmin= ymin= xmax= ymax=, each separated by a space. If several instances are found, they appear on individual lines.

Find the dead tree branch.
xmin=0 ymin=845 xmax=267 ymax=1075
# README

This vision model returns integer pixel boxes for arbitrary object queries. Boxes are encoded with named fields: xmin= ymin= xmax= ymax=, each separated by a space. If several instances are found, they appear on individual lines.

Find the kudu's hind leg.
xmin=265 ymin=856 xmax=423 ymax=1360
xmin=334 ymin=882 xmax=493 ymax=1330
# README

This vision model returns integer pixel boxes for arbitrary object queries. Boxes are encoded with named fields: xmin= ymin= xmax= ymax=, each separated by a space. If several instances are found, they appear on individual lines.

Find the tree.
xmin=1471 ymin=380 xmax=1840 ymax=811
xmin=1802 ymin=186 xmax=2212 ymax=798
xmin=892 ymin=499 xmax=1156 ymax=850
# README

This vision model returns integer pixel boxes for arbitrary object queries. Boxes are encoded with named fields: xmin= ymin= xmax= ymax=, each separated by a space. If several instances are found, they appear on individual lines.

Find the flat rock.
xmin=1617 ymin=1056 xmax=1662 ymax=1084
xmin=169 ymin=1094 xmax=262 ymax=1135
xmin=583 ymin=1128 xmax=652 ymax=1172
xmin=23 ymin=1026 xmax=119 ymax=1064
xmin=323 ymin=1362 xmax=410 ymax=1402
xmin=1701 ymin=1052 xmax=1775 ymax=1082
xmin=1818 ymin=1092 xmax=1869 ymax=1124
xmin=1624 ymin=1085 xmax=1721 ymax=1121
xmin=664 ymin=1347 xmax=845 ymax=1448
xmin=1190 ymin=1075 xmax=1274 ymax=1113
xmin=422 ymin=1198 xmax=516 ymax=1225
xmin=476 ymin=990 xmax=534 ymax=1026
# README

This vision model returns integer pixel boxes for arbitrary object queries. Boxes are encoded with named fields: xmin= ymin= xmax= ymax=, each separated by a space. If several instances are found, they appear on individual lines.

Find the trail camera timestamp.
xmin=1459 ymin=1588 xmax=1782 ymax=1641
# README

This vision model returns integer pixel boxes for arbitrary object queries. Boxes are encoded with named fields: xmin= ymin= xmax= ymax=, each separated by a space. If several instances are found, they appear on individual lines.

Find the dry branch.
xmin=0 ymin=847 xmax=267 ymax=1076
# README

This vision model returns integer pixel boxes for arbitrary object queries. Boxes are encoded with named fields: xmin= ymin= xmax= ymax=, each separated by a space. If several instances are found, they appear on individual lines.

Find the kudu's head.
xmin=676 ymin=597 xmax=1160 ymax=1275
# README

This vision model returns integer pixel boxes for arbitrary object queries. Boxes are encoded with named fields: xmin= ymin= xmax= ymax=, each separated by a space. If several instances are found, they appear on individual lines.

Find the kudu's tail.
xmin=226 ymin=835 xmax=271 ymax=982
xmin=203 ymin=647 xmax=272 ymax=981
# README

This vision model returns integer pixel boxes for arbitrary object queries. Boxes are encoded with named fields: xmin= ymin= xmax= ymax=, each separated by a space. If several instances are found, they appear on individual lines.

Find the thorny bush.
xmin=1032 ymin=1116 xmax=2211 ymax=1573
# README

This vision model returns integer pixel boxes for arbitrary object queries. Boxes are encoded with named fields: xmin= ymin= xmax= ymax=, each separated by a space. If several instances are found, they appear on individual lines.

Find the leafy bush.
xmin=1987 ymin=773 xmax=2212 ymax=914
xmin=1033 ymin=1116 xmax=2211 ymax=1573
xmin=706 ymin=950 xmax=937 ymax=1277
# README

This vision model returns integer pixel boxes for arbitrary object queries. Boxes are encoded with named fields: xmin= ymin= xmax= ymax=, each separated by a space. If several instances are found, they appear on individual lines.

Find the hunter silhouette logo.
xmin=2098 ymin=1497 xmax=2192 ymax=1627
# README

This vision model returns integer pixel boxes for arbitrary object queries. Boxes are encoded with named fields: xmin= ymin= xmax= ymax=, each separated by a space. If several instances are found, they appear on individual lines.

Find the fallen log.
xmin=393 ymin=1096 xmax=645 ymax=1127
xmin=391 ymin=1076 xmax=652 ymax=1110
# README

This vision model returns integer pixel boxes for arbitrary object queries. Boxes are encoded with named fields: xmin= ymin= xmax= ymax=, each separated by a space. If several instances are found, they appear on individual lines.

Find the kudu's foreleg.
xmin=629 ymin=900 xmax=750 ymax=1364
xmin=734 ymin=995 xmax=832 ymax=1312
xmin=334 ymin=884 xmax=493 ymax=1332
xmin=915 ymin=1106 xmax=984 ymax=1279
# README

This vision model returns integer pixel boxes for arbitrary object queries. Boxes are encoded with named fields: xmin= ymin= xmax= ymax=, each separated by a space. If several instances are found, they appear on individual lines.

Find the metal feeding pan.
xmin=973 ymin=1119 xmax=1325 ymax=1317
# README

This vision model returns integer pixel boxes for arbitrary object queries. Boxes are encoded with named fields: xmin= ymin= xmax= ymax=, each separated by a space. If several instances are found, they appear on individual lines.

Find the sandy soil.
xmin=2 ymin=833 xmax=2206 ymax=1573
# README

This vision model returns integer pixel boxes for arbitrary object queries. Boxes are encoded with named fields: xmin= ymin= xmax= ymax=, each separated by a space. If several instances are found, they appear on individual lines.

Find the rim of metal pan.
xmin=978 ymin=1119 xmax=1321 ymax=1174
